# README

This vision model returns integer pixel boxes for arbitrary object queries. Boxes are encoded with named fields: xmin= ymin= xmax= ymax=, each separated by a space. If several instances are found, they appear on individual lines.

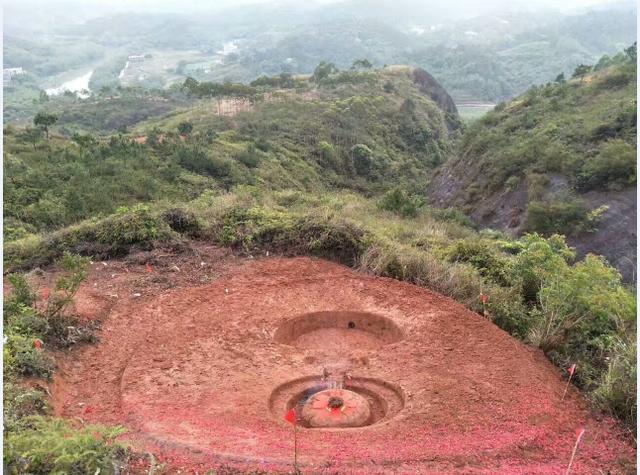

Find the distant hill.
xmin=3 ymin=3 xmax=636 ymax=103
xmin=4 ymin=66 xmax=459 ymax=237
xmin=428 ymin=53 xmax=637 ymax=280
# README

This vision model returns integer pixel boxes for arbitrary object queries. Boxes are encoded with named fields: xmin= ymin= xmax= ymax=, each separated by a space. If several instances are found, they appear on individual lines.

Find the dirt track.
xmin=46 ymin=246 xmax=635 ymax=474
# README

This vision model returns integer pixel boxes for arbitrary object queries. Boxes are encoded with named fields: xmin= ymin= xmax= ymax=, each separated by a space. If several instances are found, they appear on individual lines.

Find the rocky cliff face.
xmin=428 ymin=62 xmax=636 ymax=281
xmin=429 ymin=166 xmax=637 ymax=281
xmin=412 ymin=68 xmax=458 ymax=116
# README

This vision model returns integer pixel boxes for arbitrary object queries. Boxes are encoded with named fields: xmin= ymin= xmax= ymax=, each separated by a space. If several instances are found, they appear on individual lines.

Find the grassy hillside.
xmin=428 ymin=50 xmax=637 ymax=279
xmin=4 ymin=66 xmax=459 ymax=239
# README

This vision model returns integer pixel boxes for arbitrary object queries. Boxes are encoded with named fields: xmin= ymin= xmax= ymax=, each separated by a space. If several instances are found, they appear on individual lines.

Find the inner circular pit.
xmin=269 ymin=375 xmax=405 ymax=429
xmin=301 ymin=389 xmax=371 ymax=428
xmin=274 ymin=311 xmax=403 ymax=351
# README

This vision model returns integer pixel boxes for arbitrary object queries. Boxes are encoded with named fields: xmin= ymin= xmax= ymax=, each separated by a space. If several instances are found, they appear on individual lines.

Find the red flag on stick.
xmin=562 ymin=364 xmax=577 ymax=400
xmin=565 ymin=428 xmax=586 ymax=475
xmin=284 ymin=408 xmax=298 ymax=470
xmin=285 ymin=408 xmax=296 ymax=425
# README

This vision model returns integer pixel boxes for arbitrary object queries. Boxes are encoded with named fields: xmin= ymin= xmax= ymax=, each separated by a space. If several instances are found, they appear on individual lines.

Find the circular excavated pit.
xmin=269 ymin=375 xmax=405 ymax=429
xmin=52 ymin=257 xmax=637 ymax=473
xmin=301 ymin=389 xmax=371 ymax=428
xmin=274 ymin=311 xmax=403 ymax=351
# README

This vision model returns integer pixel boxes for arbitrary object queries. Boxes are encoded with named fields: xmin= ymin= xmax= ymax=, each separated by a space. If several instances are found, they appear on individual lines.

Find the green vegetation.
xmin=4 ymin=67 xmax=456 ymax=239
xmin=3 ymin=253 xmax=131 ymax=474
xmin=434 ymin=51 xmax=636 ymax=238
xmin=4 ymin=418 xmax=127 ymax=475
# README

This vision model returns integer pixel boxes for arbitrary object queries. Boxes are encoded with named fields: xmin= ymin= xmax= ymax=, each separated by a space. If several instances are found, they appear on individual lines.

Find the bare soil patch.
xmin=35 ymin=245 xmax=635 ymax=473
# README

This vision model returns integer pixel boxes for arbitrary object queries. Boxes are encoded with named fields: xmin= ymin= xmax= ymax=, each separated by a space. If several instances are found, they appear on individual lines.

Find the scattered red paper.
xmin=480 ymin=293 xmax=489 ymax=304
xmin=146 ymin=263 xmax=153 ymax=273
xmin=33 ymin=339 xmax=42 ymax=349
xmin=284 ymin=408 xmax=296 ymax=425
xmin=42 ymin=287 xmax=50 ymax=300
xmin=568 ymin=364 xmax=576 ymax=376
xmin=83 ymin=405 xmax=94 ymax=415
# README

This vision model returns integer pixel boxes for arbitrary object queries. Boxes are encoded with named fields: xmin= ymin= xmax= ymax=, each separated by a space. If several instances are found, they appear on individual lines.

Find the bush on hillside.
xmin=446 ymin=239 xmax=512 ymax=286
xmin=5 ymin=205 xmax=174 ymax=272
xmin=524 ymin=199 xmax=591 ymax=235
xmin=575 ymin=139 xmax=636 ymax=191
xmin=162 ymin=208 xmax=201 ymax=235
xmin=378 ymin=188 xmax=425 ymax=218
xmin=350 ymin=144 xmax=373 ymax=177
xmin=216 ymin=206 xmax=368 ymax=266
xmin=4 ymin=417 xmax=127 ymax=475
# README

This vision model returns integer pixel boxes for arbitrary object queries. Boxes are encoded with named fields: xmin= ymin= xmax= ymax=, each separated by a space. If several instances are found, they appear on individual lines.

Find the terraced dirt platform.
xmin=48 ymin=247 xmax=635 ymax=473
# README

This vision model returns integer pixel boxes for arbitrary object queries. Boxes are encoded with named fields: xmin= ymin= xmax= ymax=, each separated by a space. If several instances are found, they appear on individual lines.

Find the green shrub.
xmin=358 ymin=242 xmax=524 ymax=330
xmin=5 ymin=205 xmax=174 ymax=271
xmin=162 ymin=208 xmax=201 ymax=235
xmin=576 ymin=140 xmax=636 ymax=191
xmin=6 ymin=335 xmax=54 ymax=379
xmin=524 ymin=199 xmax=589 ymax=235
xmin=3 ymin=383 xmax=49 ymax=433
xmin=594 ymin=337 xmax=636 ymax=427
xmin=510 ymin=234 xmax=636 ymax=425
xmin=215 ymin=206 xmax=368 ymax=266
xmin=4 ymin=417 xmax=127 ymax=475
xmin=350 ymin=144 xmax=373 ymax=177
xmin=528 ymin=255 xmax=635 ymax=382
xmin=505 ymin=175 xmax=521 ymax=192
xmin=4 ymin=274 xmax=36 ymax=323
xmin=378 ymin=188 xmax=425 ymax=218
xmin=235 ymin=145 xmax=260 ymax=168
xmin=446 ymin=239 xmax=512 ymax=286
xmin=430 ymin=207 xmax=474 ymax=227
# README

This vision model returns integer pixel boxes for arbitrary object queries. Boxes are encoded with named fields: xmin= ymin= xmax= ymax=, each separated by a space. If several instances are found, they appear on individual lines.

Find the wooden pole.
xmin=565 ymin=429 xmax=585 ymax=475
xmin=562 ymin=371 xmax=574 ymax=400
xmin=293 ymin=423 xmax=298 ymax=471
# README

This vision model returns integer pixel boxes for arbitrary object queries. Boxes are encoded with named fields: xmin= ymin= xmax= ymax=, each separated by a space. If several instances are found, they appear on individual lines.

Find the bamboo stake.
xmin=562 ymin=364 xmax=576 ymax=401
xmin=565 ymin=428 xmax=585 ymax=475
xmin=293 ymin=422 xmax=298 ymax=471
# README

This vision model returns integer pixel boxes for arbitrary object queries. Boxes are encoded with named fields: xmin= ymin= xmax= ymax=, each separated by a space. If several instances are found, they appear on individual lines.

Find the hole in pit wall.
xmin=274 ymin=311 xmax=403 ymax=351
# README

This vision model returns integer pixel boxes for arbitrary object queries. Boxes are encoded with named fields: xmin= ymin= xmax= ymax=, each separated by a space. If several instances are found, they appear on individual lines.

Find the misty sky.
xmin=3 ymin=0 xmax=635 ymax=39
xmin=3 ymin=0 xmax=631 ymax=18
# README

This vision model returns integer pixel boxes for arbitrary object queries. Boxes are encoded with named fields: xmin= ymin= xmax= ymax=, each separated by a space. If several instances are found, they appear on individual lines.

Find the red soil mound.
xmin=48 ymin=248 xmax=635 ymax=474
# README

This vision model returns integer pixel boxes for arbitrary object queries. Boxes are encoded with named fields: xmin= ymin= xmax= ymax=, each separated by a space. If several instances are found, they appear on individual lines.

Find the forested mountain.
xmin=4 ymin=66 xmax=459 ymax=238
xmin=3 ymin=1 xmax=636 ymax=103
xmin=428 ymin=50 xmax=637 ymax=279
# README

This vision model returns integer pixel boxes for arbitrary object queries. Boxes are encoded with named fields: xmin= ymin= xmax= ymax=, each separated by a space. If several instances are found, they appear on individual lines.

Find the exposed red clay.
xmin=40 ymin=246 xmax=634 ymax=474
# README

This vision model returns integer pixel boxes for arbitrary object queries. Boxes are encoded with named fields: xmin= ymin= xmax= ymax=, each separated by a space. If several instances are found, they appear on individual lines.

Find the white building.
xmin=3 ymin=67 xmax=25 ymax=83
